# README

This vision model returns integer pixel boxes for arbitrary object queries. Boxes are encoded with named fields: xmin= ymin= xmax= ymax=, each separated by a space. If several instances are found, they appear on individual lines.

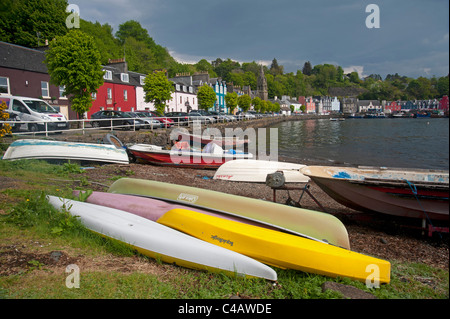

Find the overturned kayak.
xmin=47 ymin=196 xmax=277 ymax=281
xmin=158 ymin=208 xmax=390 ymax=284
xmin=108 ymin=178 xmax=350 ymax=249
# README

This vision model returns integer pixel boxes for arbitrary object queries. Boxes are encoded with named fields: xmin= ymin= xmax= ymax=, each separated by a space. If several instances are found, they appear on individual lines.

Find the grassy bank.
xmin=0 ymin=159 xmax=448 ymax=299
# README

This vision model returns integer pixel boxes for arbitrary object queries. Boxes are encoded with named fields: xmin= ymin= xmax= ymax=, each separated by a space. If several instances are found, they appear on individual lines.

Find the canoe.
xmin=73 ymin=190 xmax=280 ymax=230
xmin=300 ymin=166 xmax=449 ymax=221
xmin=213 ymin=159 xmax=310 ymax=183
xmin=2 ymin=139 xmax=129 ymax=164
xmin=47 ymin=195 xmax=277 ymax=281
xmin=158 ymin=208 xmax=390 ymax=284
xmin=127 ymin=143 xmax=253 ymax=169
xmin=108 ymin=178 xmax=350 ymax=249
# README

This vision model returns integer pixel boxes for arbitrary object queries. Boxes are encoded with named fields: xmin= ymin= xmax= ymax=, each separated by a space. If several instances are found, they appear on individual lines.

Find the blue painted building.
xmin=210 ymin=78 xmax=227 ymax=112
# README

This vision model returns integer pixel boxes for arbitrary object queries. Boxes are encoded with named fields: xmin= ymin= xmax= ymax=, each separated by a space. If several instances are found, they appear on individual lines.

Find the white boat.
xmin=213 ymin=159 xmax=310 ymax=183
xmin=46 ymin=196 xmax=277 ymax=281
xmin=2 ymin=139 xmax=129 ymax=164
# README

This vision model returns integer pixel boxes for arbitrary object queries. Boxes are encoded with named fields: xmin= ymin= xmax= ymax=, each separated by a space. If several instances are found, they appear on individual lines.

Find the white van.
xmin=0 ymin=94 xmax=69 ymax=132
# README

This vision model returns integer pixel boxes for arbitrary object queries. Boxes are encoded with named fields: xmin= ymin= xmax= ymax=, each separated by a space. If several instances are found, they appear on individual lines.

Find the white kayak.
xmin=213 ymin=159 xmax=310 ymax=183
xmin=47 ymin=196 xmax=277 ymax=281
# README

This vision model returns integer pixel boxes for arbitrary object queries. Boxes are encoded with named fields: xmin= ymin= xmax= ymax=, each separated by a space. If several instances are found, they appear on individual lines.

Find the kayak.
xmin=47 ymin=195 xmax=277 ymax=281
xmin=158 ymin=208 xmax=391 ymax=284
xmin=108 ymin=178 xmax=350 ymax=249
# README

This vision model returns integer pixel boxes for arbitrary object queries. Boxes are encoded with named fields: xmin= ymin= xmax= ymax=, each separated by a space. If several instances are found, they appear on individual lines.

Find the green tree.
xmin=197 ymin=84 xmax=216 ymax=111
xmin=224 ymin=92 xmax=238 ymax=114
xmin=45 ymin=30 xmax=104 ymax=119
xmin=238 ymin=94 xmax=252 ymax=112
xmin=0 ymin=0 xmax=68 ymax=47
xmin=270 ymin=58 xmax=284 ymax=76
xmin=252 ymin=96 xmax=262 ymax=112
xmin=143 ymin=71 xmax=175 ymax=114
xmin=302 ymin=61 xmax=312 ymax=76
xmin=437 ymin=76 xmax=449 ymax=97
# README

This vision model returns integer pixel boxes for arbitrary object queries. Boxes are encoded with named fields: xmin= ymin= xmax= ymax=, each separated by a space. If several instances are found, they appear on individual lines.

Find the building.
xmin=256 ymin=65 xmax=268 ymax=101
xmin=88 ymin=59 xmax=137 ymax=118
xmin=357 ymin=100 xmax=382 ymax=113
xmin=0 ymin=41 xmax=74 ymax=119
xmin=305 ymin=97 xmax=316 ymax=114
xmin=384 ymin=101 xmax=401 ymax=114
xmin=341 ymin=98 xmax=358 ymax=114
xmin=331 ymin=97 xmax=341 ymax=113
xmin=439 ymin=95 xmax=449 ymax=113
xmin=210 ymin=78 xmax=227 ymax=112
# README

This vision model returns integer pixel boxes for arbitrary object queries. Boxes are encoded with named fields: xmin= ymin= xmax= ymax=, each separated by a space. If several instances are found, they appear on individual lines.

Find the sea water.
xmin=271 ymin=117 xmax=449 ymax=170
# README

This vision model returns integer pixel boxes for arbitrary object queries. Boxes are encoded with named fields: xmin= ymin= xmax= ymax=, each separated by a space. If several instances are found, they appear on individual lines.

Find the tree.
xmin=252 ymin=97 xmax=262 ymax=112
xmin=0 ymin=0 xmax=68 ymax=47
xmin=143 ymin=71 xmax=175 ymax=114
xmin=197 ymin=84 xmax=216 ymax=111
xmin=224 ymin=92 xmax=238 ymax=114
xmin=302 ymin=61 xmax=312 ymax=76
xmin=270 ymin=58 xmax=283 ymax=76
xmin=45 ymin=30 xmax=104 ymax=119
xmin=238 ymin=94 xmax=252 ymax=112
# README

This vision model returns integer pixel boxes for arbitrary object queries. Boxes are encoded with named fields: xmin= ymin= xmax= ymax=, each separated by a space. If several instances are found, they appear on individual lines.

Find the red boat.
xmin=128 ymin=144 xmax=253 ymax=169
xmin=173 ymin=130 xmax=249 ymax=147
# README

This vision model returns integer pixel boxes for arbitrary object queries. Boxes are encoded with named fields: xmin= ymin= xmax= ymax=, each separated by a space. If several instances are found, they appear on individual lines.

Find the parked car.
xmin=136 ymin=110 xmax=174 ymax=127
xmin=127 ymin=111 xmax=163 ymax=129
xmin=219 ymin=112 xmax=237 ymax=122
xmin=90 ymin=110 xmax=145 ymax=130
xmin=188 ymin=112 xmax=215 ymax=124
xmin=165 ymin=111 xmax=190 ymax=125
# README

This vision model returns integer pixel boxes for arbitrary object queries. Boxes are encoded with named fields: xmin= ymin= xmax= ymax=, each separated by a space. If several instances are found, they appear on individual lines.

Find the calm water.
xmin=270 ymin=118 xmax=449 ymax=170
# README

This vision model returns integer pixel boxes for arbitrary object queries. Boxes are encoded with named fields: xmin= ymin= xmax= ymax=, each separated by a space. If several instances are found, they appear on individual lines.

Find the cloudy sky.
xmin=72 ymin=0 xmax=449 ymax=79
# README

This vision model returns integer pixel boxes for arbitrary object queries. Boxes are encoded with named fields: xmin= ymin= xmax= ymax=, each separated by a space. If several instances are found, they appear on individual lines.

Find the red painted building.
xmin=439 ymin=95 xmax=448 ymax=113
xmin=384 ymin=101 xmax=401 ymax=113
xmin=87 ymin=59 xmax=138 ymax=118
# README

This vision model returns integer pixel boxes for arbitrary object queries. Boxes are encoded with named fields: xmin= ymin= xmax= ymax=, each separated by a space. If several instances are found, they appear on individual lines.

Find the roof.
xmin=0 ymin=41 xmax=48 ymax=73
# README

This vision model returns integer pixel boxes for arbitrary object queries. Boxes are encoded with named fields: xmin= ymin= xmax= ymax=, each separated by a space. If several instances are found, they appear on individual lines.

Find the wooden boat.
xmin=2 ymin=139 xmax=129 ymax=164
xmin=158 ymin=208 xmax=390 ymax=284
xmin=127 ymin=143 xmax=253 ymax=169
xmin=73 ymin=190 xmax=280 ymax=230
xmin=173 ymin=129 xmax=249 ymax=147
xmin=108 ymin=178 xmax=350 ymax=249
xmin=47 ymin=195 xmax=277 ymax=281
xmin=300 ymin=166 xmax=449 ymax=221
xmin=213 ymin=159 xmax=310 ymax=183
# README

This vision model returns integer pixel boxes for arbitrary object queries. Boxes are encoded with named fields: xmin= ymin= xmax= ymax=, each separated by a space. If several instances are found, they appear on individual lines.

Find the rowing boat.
xmin=158 ymin=208 xmax=390 ymax=284
xmin=300 ymin=165 xmax=449 ymax=221
xmin=127 ymin=143 xmax=252 ymax=169
xmin=47 ymin=195 xmax=277 ymax=281
xmin=2 ymin=139 xmax=129 ymax=164
xmin=108 ymin=178 xmax=350 ymax=249
xmin=213 ymin=159 xmax=310 ymax=183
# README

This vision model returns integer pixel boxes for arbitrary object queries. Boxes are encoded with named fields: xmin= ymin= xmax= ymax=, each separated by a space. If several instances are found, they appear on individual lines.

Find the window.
xmin=107 ymin=88 xmax=112 ymax=99
xmin=0 ymin=76 xmax=9 ymax=94
xmin=124 ymin=89 xmax=128 ymax=101
xmin=140 ymin=76 xmax=146 ymax=86
xmin=59 ymin=86 xmax=66 ymax=98
xmin=41 ymin=81 xmax=49 ymax=98
xmin=121 ymin=73 xmax=129 ymax=83
xmin=104 ymin=70 xmax=112 ymax=80
xmin=91 ymin=92 xmax=97 ymax=100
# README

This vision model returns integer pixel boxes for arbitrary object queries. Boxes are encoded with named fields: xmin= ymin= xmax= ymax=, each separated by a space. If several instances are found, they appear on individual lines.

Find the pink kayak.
xmin=72 ymin=191 xmax=280 ymax=230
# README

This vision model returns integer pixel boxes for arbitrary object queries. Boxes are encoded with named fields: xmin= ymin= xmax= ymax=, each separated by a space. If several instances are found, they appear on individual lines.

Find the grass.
xmin=0 ymin=159 xmax=448 ymax=299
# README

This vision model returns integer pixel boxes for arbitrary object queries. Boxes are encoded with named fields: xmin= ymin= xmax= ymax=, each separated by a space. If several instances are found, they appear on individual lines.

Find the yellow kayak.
xmin=157 ymin=208 xmax=391 ymax=284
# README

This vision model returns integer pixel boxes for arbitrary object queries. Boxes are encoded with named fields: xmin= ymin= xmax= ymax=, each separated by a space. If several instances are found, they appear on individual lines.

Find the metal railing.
xmin=1 ymin=114 xmax=273 ymax=136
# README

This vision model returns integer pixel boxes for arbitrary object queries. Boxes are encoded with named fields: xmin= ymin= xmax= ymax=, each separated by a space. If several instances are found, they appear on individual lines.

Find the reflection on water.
xmin=271 ymin=118 xmax=449 ymax=170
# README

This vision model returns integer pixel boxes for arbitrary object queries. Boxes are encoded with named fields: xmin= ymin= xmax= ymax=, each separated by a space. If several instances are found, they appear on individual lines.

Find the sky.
xmin=71 ymin=0 xmax=449 ymax=79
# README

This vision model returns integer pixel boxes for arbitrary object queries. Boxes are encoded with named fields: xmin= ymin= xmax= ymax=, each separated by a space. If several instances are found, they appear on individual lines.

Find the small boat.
xmin=2 ymin=139 xmax=129 ymax=164
xmin=158 ymin=208 xmax=391 ymax=284
xmin=213 ymin=159 xmax=310 ymax=183
xmin=108 ymin=178 xmax=351 ymax=249
xmin=300 ymin=166 xmax=449 ymax=221
xmin=127 ymin=143 xmax=253 ymax=169
xmin=172 ymin=129 xmax=249 ymax=147
xmin=47 ymin=196 xmax=277 ymax=281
